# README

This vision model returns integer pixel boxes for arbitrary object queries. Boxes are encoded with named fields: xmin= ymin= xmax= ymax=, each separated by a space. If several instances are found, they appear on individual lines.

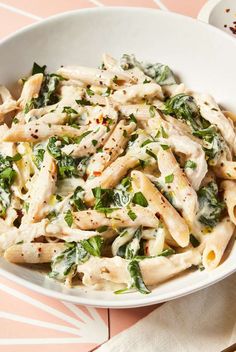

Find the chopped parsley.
xmin=62 ymin=106 xmax=78 ymax=116
xmin=184 ymin=160 xmax=197 ymax=170
xmin=129 ymin=113 xmax=137 ymax=124
xmin=165 ymin=173 xmax=174 ymax=184
xmin=160 ymin=144 xmax=169 ymax=150
xmin=132 ymin=192 xmax=148 ymax=207
xmin=86 ymin=87 xmax=95 ymax=96
xmin=127 ymin=209 xmax=137 ymax=221
xmin=64 ymin=209 xmax=73 ymax=227
xmin=75 ymin=131 xmax=92 ymax=144
xmin=75 ymin=98 xmax=91 ymax=106
xmin=97 ymin=225 xmax=109 ymax=233
xmin=146 ymin=149 xmax=157 ymax=160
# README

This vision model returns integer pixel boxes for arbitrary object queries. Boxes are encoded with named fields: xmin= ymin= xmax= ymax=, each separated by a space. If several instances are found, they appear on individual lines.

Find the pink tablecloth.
xmin=0 ymin=1 xmax=208 ymax=351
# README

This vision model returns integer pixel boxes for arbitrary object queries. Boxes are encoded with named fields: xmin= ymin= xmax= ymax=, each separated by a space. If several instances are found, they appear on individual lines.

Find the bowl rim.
xmin=1 ymin=6 xmax=236 ymax=308
xmin=197 ymin=0 xmax=222 ymax=22
xmin=0 ymin=263 xmax=236 ymax=308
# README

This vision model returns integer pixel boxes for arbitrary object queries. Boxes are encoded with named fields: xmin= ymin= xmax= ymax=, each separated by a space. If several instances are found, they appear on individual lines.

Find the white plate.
xmin=0 ymin=7 xmax=236 ymax=308
xmin=198 ymin=0 xmax=236 ymax=37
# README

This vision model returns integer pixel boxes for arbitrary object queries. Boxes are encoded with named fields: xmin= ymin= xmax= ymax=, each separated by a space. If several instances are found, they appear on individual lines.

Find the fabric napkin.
xmin=97 ymin=273 xmax=236 ymax=352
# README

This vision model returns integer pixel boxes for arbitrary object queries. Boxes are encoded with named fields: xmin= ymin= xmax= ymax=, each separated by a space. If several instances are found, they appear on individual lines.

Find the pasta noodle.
xmin=0 ymin=53 xmax=235 ymax=295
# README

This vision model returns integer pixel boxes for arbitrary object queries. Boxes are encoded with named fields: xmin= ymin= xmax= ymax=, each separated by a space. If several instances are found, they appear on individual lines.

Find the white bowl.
xmin=198 ymin=0 xmax=236 ymax=37
xmin=0 ymin=7 xmax=236 ymax=308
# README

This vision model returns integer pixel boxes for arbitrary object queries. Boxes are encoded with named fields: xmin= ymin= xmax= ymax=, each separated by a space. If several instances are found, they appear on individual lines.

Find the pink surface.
xmin=161 ymin=0 xmax=208 ymax=17
xmin=0 ymin=1 xmax=208 ymax=351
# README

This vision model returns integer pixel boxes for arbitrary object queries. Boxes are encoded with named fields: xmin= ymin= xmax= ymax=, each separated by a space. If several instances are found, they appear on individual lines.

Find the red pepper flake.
xmin=93 ymin=171 xmax=101 ymax=177
xmin=82 ymin=174 xmax=88 ymax=181
xmin=102 ymin=117 xmax=108 ymax=125
xmin=229 ymin=26 xmax=236 ymax=35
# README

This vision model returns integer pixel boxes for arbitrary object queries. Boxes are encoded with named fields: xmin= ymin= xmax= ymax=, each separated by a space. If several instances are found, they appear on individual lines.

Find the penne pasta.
xmin=74 ymin=205 xmax=159 ymax=230
xmin=202 ymin=217 xmax=235 ymax=270
xmin=157 ymin=148 xmax=199 ymax=226
xmin=193 ymin=93 xmax=236 ymax=154
xmin=221 ymin=180 xmax=236 ymax=225
xmin=2 ymin=122 xmax=88 ymax=142
xmin=78 ymin=249 xmax=201 ymax=287
xmin=84 ymin=155 xmax=139 ymax=204
xmin=4 ymin=243 xmax=65 ymax=264
xmin=57 ymin=66 xmax=135 ymax=88
xmin=87 ymin=120 xmax=136 ymax=175
xmin=112 ymin=83 xmax=164 ymax=104
xmin=18 ymin=73 xmax=44 ymax=109
xmin=21 ymin=151 xmax=57 ymax=223
xmin=213 ymin=160 xmax=236 ymax=180
xmin=0 ymin=85 xmax=18 ymax=119
xmin=131 ymin=171 xmax=190 ymax=247
xmin=0 ymin=53 xmax=235 ymax=295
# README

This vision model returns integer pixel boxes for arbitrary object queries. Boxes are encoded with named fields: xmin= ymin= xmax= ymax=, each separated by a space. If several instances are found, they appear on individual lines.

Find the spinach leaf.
xmin=129 ymin=113 xmax=137 ymax=124
xmin=26 ymin=63 xmax=64 ymax=112
xmin=47 ymin=137 xmax=89 ymax=179
xmin=49 ymin=235 xmax=104 ymax=281
xmin=74 ymin=131 xmax=92 ymax=144
xmin=163 ymin=94 xmax=226 ymax=165
xmin=47 ymin=136 xmax=62 ymax=159
xmin=33 ymin=146 xmax=45 ymax=169
xmin=113 ymin=189 xmax=130 ymax=207
xmin=71 ymin=186 xmax=87 ymax=211
xmin=62 ymin=106 xmax=78 ymax=116
xmin=75 ymin=98 xmax=91 ymax=106
xmin=135 ymin=248 xmax=175 ymax=260
xmin=125 ymin=227 xmax=142 ymax=259
xmin=128 ymin=260 xmax=150 ymax=294
xmin=120 ymin=54 xmax=176 ymax=85
xmin=92 ymin=187 xmax=114 ymax=211
xmin=49 ymin=242 xmax=89 ymax=280
xmin=80 ymin=235 xmax=103 ymax=257
xmin=46 ymin=210 xmax=58 ymax=221
xmin=58 ymin=155 xmax=79 ymax=179
xmin=158 ymin=248 xmax=175 ymax=257
xmin=0 ymin=154 xmax=17 ymax=217
xmin=163 ymin=94 xmax=201 ymax=130
xmin=197 ymin=182 xmax=225 ymax=227
xmin=141 ymin=62 xmax=176 ymax=85
xmin=193 ymin=126 xmax=225 ymax=165
xmin=32 ymin=62 xmax=46 ymax=75
xmin=97 ymin=225 xmax=109 ymax=233
xmin=190 ymin=234 xmax=200 ymax=248
xmin=6 ymin=154 xmax=22 ymax=162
